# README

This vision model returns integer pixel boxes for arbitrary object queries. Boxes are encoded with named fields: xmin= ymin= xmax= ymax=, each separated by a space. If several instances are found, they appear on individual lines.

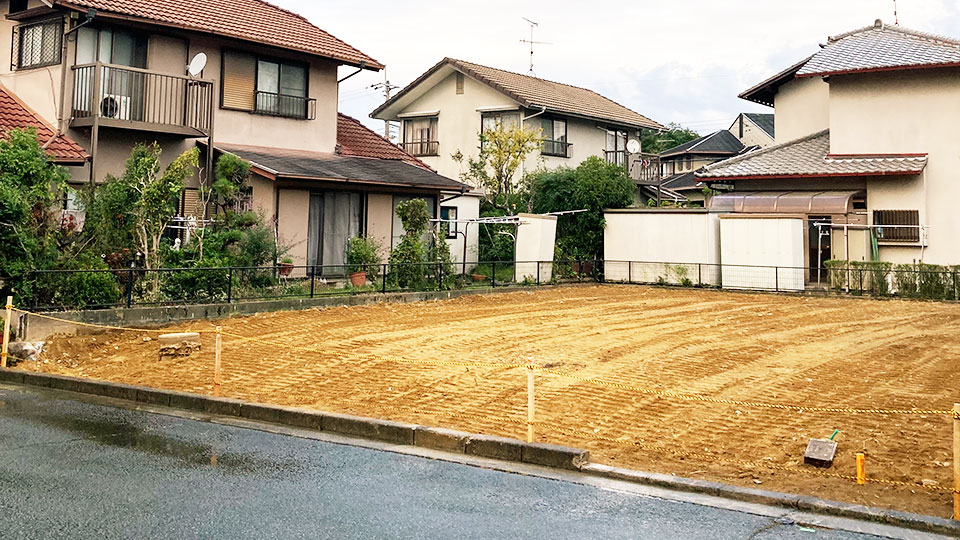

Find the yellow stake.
xmin=953 ymin=403 xmax=959 ymax=519
xmin=856 ymin=453 xmax=866 ymax=485
xmin=1 ymin=296 xmax=12 ymax=369
xmin=213 ymin=326 xmax=222 ymax=396
xmin=527 ymin=359 xmax=535 ymax=443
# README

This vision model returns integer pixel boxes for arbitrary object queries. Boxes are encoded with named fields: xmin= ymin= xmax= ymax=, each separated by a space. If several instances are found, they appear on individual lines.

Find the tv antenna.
xmin=892 ymin=0 xmax=899 ymax=25
xmin=520 ymin=17 xmax=551 ymax=75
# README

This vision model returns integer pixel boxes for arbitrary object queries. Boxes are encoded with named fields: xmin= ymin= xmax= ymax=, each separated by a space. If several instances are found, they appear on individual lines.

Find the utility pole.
xmin=371 ymin=70 xmax=400 ymax=140
xmin=520 ymin=17 xmax=551 ymax=76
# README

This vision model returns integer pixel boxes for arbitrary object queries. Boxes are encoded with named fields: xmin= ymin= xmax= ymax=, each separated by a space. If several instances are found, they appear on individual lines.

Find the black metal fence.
xmin=23 ymin=259 xmax=960 ymax=311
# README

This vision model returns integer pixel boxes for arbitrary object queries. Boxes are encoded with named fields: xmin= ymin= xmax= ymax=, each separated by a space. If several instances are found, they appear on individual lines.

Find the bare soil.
xmin=30 ymin=285 xmax=960 ymax=517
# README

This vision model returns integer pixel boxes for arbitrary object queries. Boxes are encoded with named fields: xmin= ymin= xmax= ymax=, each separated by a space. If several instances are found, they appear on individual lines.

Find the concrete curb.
xmin=1 ymin=369 xmax=956 ymax=537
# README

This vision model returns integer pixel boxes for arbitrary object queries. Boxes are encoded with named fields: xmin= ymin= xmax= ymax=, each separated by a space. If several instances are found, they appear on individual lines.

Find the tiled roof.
xmin=697 ymin=130 xmax=927 ymax=180
xmin=743 ymin=113 xmax=775 ymax=138
xmin=216 ymin=143 xmax=465 ymax=191
xmin=738 ymin=56 xmax=813 ymax=107
xmin=373 ymin=58 xmax=663 ymax=130
xmin=336 ymin=113 xmax=430 ymax=169
xmin=0 ymin=85 xmax=89 ymax=164
xmin=56 ymin=0 xmax=383 ymax=69
xmin=660 ymin=130 xmax=744 ymax=158
xmin=798 ymin=20 xmax=960 ymax=77
xmin=660 ymin=171 xmax=702 ymax=192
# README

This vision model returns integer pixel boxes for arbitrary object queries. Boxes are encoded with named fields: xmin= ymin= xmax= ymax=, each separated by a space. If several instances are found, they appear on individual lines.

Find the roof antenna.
xmin=520 ymin=17 xmax=551 ymax=76
xmin=893 ymin=0 xmax=899 ymax=25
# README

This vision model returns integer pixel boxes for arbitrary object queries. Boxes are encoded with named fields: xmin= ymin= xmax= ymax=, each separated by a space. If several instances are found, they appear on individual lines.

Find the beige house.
xmin=370 ymin=58 xmax=665 ymax=189
xmin=699 ymin=20 xmax=960 ymax=269
xmin=658 ymin=129 xmax=752 ymax=206
xmin=1 ymin=0 xmax=466 ymax=271
xmin=728 ymin=113 xmax=775 ymax=148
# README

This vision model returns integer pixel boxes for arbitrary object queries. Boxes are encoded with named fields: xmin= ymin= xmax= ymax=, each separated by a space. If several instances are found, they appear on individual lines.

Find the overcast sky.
xmin=274 ymin=0 xmax=960 ymax=138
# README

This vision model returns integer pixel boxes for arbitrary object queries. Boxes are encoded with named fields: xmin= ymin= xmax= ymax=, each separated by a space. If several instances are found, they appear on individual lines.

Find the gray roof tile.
xmin=660 ymin=130 xmax=744 ymax=158
xmin=696 ymin=130 xmax=926 ymax=179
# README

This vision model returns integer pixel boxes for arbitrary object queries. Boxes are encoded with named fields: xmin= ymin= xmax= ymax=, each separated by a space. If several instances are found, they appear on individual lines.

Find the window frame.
xmin=873 ymin=209 xmax=921 ymax=243
xmin=540 ymin=116 xmax=569 ymax=158
xmin=12 ymin=17 xmax=64 ymax=71
xmin=604 ymin=127 xmax=629 ymax=167
xmin=402 ymin=116 xmax=440 ymax=156
xmin=440 ymin=206 xmax=458 ymax=239
xmin=219 ymin=48 xmax=313 ymax=120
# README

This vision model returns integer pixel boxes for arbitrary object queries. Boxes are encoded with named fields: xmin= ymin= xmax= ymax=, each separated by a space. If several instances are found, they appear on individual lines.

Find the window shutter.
xmin=222 ymin=51 xmax=255 ymax=110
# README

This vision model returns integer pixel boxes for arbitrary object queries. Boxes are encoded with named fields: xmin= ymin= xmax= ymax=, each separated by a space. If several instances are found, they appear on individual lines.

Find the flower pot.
xmin=278 ymin=262 xmax=294 ymax=277
xmin=571 ymin=261 xmax=595 ymax=275
xmin=471 ymin=274 xmax=488 ymax=282
xmin=349 ymin=271 xmax=368 ymax=287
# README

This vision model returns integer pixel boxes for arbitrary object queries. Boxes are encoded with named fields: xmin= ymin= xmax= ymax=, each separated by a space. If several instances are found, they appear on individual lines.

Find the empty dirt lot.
xmin=30 ymin=285 xmax=960 ymax=517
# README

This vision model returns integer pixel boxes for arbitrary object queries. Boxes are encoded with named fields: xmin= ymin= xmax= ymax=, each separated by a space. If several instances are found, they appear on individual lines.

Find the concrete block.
xmin=804 ymin=438 xmax=837 ymax=468
xmin=45 ymin=374 xmax=82 ymax=393
xmin=521 ymin=442 xmax=589 ymax=470
xmin=92 ymin=381 xmax=140 ymax=401
xmin=0 ymin=369 xmax=24 ymax=384
xmin=414 ymin=426 xmax=471 ymax=453
xmin=166 ymin=391 xmax=208 ymax=412
xmin=240 ymin=402 xmax=282 ymax=423
xmin=203 ymin=396 xmax=244 ymax=417
xmin=76 ymin=379 xmax=106 ymax=396
xmin=464 ymin=434 xmax=523 ymax=461
xmin=19 ymin=372 xmax=52 ymax=388
xmin=135 ymin=387 xmax=172 ymax=407
xmin=321 ymin=412 xmax=415 ymax=445
xmin=276 ymin=407 xmax=323 ymax=430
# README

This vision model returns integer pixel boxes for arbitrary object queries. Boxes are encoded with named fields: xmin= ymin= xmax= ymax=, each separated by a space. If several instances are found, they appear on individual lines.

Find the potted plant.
xmin=346 ymin=236 xmax=382 ymax=287
xmin=278 ymin=257 xmax=294 ymax=277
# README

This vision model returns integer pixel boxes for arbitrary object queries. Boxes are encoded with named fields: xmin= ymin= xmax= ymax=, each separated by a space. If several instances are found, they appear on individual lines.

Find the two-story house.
xmin=728 ymin=113 xmax=775 ymax=148
xmin=697 ymin=20 xmax=960 ymax=268
xmin=1 ymin=0 xmax=467 ymax=271
xmin=658 ymin=129 xmax=753 ymax=205
xmin=370 ymin=58 xmax=664 ymax=211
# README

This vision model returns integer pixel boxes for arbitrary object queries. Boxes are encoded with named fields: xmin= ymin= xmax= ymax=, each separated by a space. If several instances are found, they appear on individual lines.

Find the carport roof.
xmin=215 ymin=143 xmax=466 ymax=191
xmin=708 ymin=190 xmax=863 ymax=214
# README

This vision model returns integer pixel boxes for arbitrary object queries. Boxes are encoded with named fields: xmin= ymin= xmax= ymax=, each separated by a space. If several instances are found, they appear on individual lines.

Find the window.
xmin=75 ymin=27 xmax=147 ymax=67
xmin=605 ymin=128 xmax=628 ymax=167
xmin=220 ymin=51 xmax=314 ymax=120
xmin=874 ymin=210 xmax=920 ymax=243
xmin=403 ymin=117 xmax=439 ymax=156
xmin=440 ymin=206 xmax=458 ymax=239
xmin=456 ymin=72 xmax=464 ymax=95
xmin=480 ymin=111 xmax=520 ymax=150
xmin=13 ymin=18 xmax=63 ymax=70
xmin=540 ymin=117 xmax=568 ymax=157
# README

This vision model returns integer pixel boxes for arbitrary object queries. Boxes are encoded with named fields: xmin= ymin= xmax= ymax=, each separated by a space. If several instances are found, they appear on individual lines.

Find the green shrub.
xmin=917 ymin=263 xmax=949 ymax=300
xmin=34 ymin=254 xmax=122 ymax=309
xmin=851 ymin=261 xmax=892 ymax=296
xmin=893 ymin=264 xmax=918 ymax=297
xmin=824 ymin=260 xmax=849 ymax=292
xmin=160 ymin=261 xmax=229 ymax=303
xmin=389 ymin=199 xmax=430 ymax=288
xmin=345 ymin=236 xmax=383 ymax=280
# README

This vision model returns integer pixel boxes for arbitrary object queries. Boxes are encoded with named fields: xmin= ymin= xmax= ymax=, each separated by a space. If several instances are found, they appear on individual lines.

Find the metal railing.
xmin=401 ymin=141 xmax=439 ymax=157
xmin=71 ymin=62 xmax=214 ymax=135
xmin=541 ymin=140 xmax=571 ymax=157
xmin=254 ymin=91 xmax=317 ymax=120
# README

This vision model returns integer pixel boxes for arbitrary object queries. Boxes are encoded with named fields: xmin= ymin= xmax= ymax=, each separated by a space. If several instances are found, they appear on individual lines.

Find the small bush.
xmin=917 ymin=263 xmax=949 ymax=300
xmin=893 ymin=264 xmax=918 ymax=297
xmin=160 ymin=262 xmax=229 ymax=303
xmin=345 ymin=236 xmax=383 ymax=280
xmin=851 ymin=261 xmax=892 ymax=296
xmin=824 ymin=260 xmax=849 ymax=292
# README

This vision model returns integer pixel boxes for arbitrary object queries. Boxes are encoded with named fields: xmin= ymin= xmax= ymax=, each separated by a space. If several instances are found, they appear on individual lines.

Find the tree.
xmin=454 ymin=122 xmax=542 ymax=214
xmin=530 ymin=156 xmax=635 ymax=260
xmin=641 ymin=123 xmax=700 ymax=154
xmin=0 ymin=128 xmax=69 ymax=299
xmin=389 ymin=198 xmax=430 ymax=287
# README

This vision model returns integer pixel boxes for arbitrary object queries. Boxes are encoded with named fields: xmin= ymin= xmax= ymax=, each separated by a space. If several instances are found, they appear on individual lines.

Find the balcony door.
xmin=307 ymin=191 xmax=361 ymax=275
xmin=76 ymin=27 xmax=147 ymax=121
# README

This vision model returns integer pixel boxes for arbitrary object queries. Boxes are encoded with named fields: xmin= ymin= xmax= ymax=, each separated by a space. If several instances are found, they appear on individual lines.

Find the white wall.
xmin=719 ymin=216 xmax=805 ymax=291
xmin=442 ymin=193 xmax=480 ymax=270
xmin=774 ymin=77 xmax=830 ymax=143
xmin=603 ymin=210 xmax=721 ymax=285
xmin=514 ymin=214 xmax=557 ymax=282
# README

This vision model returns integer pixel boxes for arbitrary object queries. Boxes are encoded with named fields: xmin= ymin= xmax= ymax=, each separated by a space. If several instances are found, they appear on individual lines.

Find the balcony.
xmin=71 ymin=63 xmax=214 ymax=137
xmin=402 ymin=140 xmax=439 ymax=157
xmin=254 ymin=91 xmax=316 ymax=120
xmin=541 ymin=139 xmax=571 ymax=158
xmin=630 ymin=152 xmax=662 ymax=186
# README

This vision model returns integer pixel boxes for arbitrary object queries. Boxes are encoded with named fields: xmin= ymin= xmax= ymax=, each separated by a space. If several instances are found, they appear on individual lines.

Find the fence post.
xmin=537 ymin=261 xmax=541 ymax=286
xmin=1 ymin=296 xmax=12 ymax=369
xmin=858 ymin=268 xmax=864 ymax=295
xmin=953 ymin=403 xmax=959 ymax=519
xmin=310 ymin=266 xmax=316 ymax=298
xmin=856 ymin=453 xmax=866 ymax=485
xmin=527 ymin=359 xmax=535 ymax=443
xmin=595 ymin=258 xmax=602 ymax=283
xmin=492 ymin=261 xmax=496 ymax=288
xmin=126 ymin=267 xmax=134 ymax=308
xmin=381 ymin=263 xmax=387 ymax=294
xmin=213 ymin=326 xmax=222 ymax=396
xmin=775 ymin=266 xmax=779 ymax=292
xmin=698 ymin=263 xmax=702 ymax=287
xmin=226 ymin=268 xmax=233 ymax=304
xmin=437 ymin=263 xmax=443 ymax=291
xmin=628 ymin=261 xmax=633 ymax=284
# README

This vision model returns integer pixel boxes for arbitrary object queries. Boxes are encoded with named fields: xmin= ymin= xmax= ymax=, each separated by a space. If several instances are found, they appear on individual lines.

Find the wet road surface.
xmin=0 ymin=385 xmax=901 ymax=539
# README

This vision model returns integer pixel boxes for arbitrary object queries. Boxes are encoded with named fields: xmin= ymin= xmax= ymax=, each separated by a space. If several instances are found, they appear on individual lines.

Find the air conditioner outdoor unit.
xmin=100 ymin=94 xmax=132 ymax=121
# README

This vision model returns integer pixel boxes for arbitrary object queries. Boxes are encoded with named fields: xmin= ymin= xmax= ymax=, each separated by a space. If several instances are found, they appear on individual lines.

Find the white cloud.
xmin=273 ymin=0 xmax=959 ymax=135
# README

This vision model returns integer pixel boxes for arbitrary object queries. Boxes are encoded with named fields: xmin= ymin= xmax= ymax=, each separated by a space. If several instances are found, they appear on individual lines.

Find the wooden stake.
xmin=1 ymin=296 xmax=12 ymax=369
xmin=856 ymin=453 xmax=866 ymax=485
xmin=213 ymin=326 xmax=222 ymax=396
xmin=527 ymin=360 xmax=535 ymax=443
xmin=953 ymin=403 xmax=959 ymax=520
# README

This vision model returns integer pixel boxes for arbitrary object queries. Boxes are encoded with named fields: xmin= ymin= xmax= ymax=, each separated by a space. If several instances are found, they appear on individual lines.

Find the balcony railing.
xmin=402 ymin=140 xmax=439 ymax=157
xmin=71 ymin=63 xmax=213 ymax=136
xmin=542 ymin=139 xmax=571 ymax=158
xmin=631 ymin=152 xmax=662 ymax=185
xmin=254 ymin=91 xmax=317 ymax=120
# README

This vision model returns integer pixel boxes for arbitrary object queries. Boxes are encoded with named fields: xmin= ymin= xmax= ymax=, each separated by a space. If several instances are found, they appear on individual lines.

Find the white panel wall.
xmin=515 ymin=214 xmax=558 ymax=282
xmin=443 ymin=194 xmax=480 ymax=270
xmin=603 ymin=211 xmax=721 ymax=285
xmin=719 ymin=217 xmax=805 ymax=291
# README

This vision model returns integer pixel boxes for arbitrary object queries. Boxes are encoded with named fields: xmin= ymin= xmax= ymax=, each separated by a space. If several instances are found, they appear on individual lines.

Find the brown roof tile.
xmin=696 ymin=130 xmax=926 ymax=180
xmin=336 ymin=113 xmax=430 ymax=169
xmin=56 ymin=0 xmax=383 ymax=69
xmin=0 ymin=85 xmax=89 ymax=164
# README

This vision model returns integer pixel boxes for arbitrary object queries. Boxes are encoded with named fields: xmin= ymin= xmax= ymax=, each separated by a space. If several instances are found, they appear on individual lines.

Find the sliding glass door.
xmin=307 ymin=191 xmax=361 ymax=275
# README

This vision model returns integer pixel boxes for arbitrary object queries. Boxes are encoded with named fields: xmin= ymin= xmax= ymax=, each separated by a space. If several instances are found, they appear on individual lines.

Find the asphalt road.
xmin=0 ymin=385 xmax=895 ymax=539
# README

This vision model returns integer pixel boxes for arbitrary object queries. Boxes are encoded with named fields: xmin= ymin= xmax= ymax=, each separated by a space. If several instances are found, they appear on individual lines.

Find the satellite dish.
xmin=626 ymin=138 xmax=642 ymax=154
xmin=187 ymin=53 xmax=207 ymax=77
